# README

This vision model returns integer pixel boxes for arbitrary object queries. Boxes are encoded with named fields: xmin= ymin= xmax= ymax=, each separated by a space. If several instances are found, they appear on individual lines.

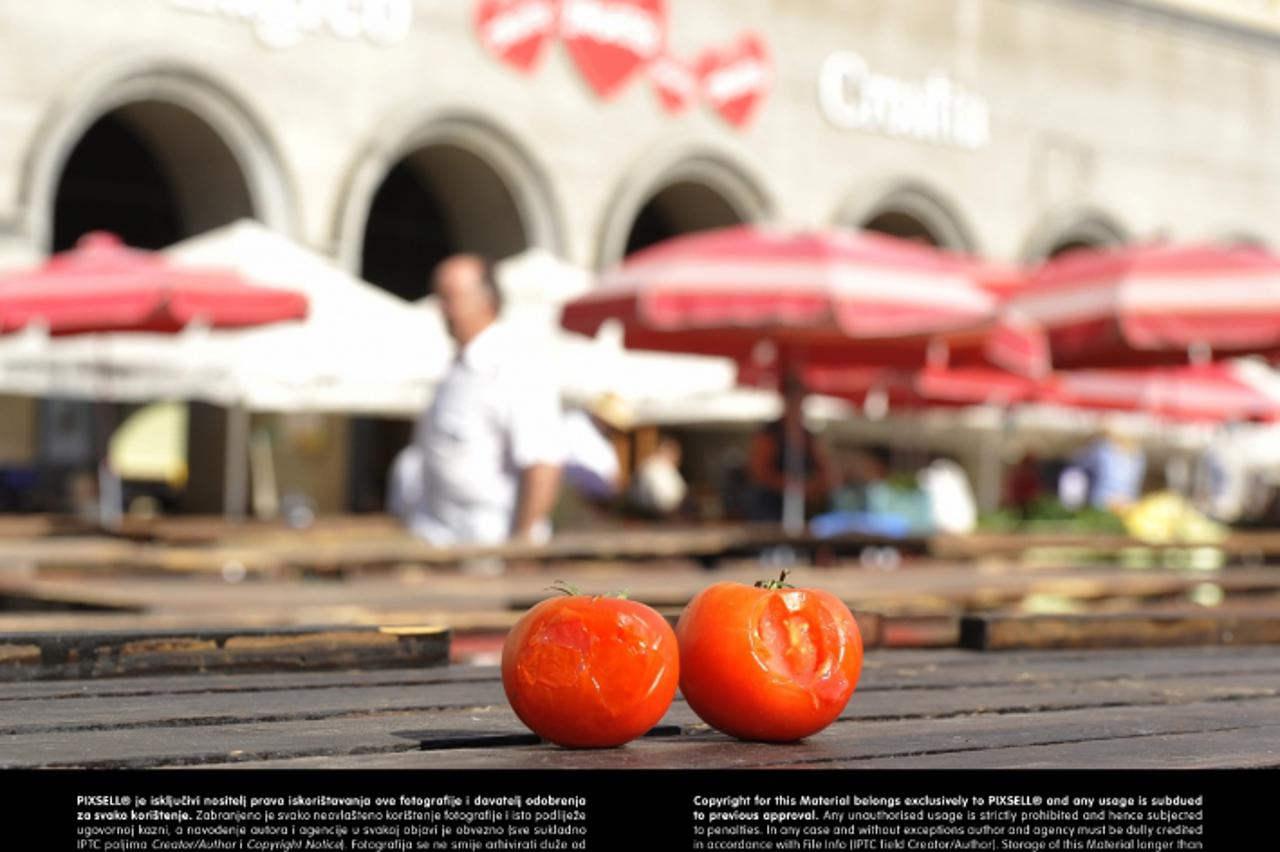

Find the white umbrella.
xmin=0 ymin=322 xmax=220 ymax=402
xmin=166 ymin=220 xmax=452 ymax=518
xmin=167 ymin=219 xmax=448 ymax=416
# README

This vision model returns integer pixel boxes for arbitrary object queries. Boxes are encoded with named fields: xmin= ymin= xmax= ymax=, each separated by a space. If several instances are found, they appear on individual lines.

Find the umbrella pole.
xmin=782 ymin=409 xmax=805 ymax=535
xmin=223 ymin=401 xmax=250 ymax=522
xmin=94 ymin=335 xmax=122 ymax=532
xmin=975 ymin=419 xmax=1006 ymax=514
xmin=778 ymin=350 xmax=808 ymax=536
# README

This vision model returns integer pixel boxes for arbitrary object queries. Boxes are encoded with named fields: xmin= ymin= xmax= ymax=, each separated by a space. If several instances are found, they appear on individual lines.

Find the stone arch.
xmin=334 ymin=107 xmax=564 ymax=296
xmin=834 ymin=179 xmax=978 ymax=253
xmin=1023 ymin=207 xmax=1129 ymax=261
xmin=21 ymin=55 xmax=293 ymax=250
xmin=596 ymin=142 xmax=775 ymax=267
xmin=1215 ymin=230 xmax=1269 ymax=249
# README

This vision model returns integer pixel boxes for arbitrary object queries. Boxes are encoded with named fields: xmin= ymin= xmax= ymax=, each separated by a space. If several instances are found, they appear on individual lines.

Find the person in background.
xmin=919 ymin=457 xmax=977 ymax=535
xmin=1005 ymin=451 xmax=1043 ymax=517
xmin=1071 ymin=427 xmax=1146 ymax=511
xmin=746 ymin=375 xmax=836 ymax=522
xmin=631 ymin=435 xmax=687 ymax=517
xmin=1195 ymin=422 xmax=1250 ymax=523
xmin=562 ymin=393 xmax=634 ymax=502
xmin=407 ymin=254 xmax=564 ymax=545
xmin=386 ymin=443 xmax=424 ymax=523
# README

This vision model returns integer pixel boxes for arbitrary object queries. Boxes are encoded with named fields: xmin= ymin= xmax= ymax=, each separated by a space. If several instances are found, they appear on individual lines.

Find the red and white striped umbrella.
xmin=743 ymin=359 xmax=1277 ymax=425
xmin=562 ymin=227 xmax=1047 ymax=377
xmin=1008 ymin=243 xmax=1280 ymax=369
xmin=739 ymin=362 xmax=1038 ymax=412
xmin=0 ymin=232 xmax=308 ymax=335
xmin=1040 ymin=363 xmax=1279 ymax=424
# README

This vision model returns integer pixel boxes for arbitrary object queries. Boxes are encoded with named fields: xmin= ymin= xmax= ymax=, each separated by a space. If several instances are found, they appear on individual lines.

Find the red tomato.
xmin=676 ymin=577 xmax=862 ymax=742
xmin=502 ymin=592 xmax=680 ymax=748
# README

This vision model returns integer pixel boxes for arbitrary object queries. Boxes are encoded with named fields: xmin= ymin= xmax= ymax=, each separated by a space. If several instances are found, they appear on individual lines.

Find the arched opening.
xmin=1045 ymin=237 xmax=1100 ymax=259
xmin=351 ymin=142 xmax=533 ymax=512
xmin=862 ymin=210 xmax=945 ymax=247
xmin=52 ymin=101 xmax=256 ymax=252
xmin=596 ymin=149 xmax=773 ymax=267
xmin=838 ymin=182 xmax=976 ymax=253
xmin=360 ymin=144 xmax=529 ymax=300
xmin=1025 ymin=211 xmax=1128 ymax=262
xmin=1217 ymin=232 xmax=1268 ymax=250
xmin=623 ymin=180 xmax=746 ymax=257
xmin=45 ymin=100 xmax=261 ymax=517
xmin=52 ymin=114 xmax=180 ymax=251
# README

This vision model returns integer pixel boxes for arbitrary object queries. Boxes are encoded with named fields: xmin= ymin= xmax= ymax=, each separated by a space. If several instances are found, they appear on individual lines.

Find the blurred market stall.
xmin=561 ymin=225 xmax=1048 ymax=532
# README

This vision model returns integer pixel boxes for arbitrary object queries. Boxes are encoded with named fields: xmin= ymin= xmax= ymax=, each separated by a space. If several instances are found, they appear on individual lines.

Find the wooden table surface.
xmin=3 ymin=645 xmax=1277 ymax=771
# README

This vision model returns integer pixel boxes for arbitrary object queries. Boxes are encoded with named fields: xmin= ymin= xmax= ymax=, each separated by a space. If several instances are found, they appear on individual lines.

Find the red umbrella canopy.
xmin=562 ymin=226 xmax=1047 ymax=377
xmin=742 ymin=358 xmax=1277 ymax=425
xmin=1008 ymin=242 xmax=1280 ymax=369
xmin=740 ymin=361 xmax=1039 ymax=412
xmin=1039 ymin=363 xmax=1279 ymax=424
xmin=0 ymin=232 xmax=308 ymax=335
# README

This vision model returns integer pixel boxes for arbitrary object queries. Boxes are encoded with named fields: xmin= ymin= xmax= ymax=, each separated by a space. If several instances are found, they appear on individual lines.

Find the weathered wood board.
xmin=2 ymin=646 xmax=1276 ymax=770
xmin=0 ymin=624 xmax=449 ymax=681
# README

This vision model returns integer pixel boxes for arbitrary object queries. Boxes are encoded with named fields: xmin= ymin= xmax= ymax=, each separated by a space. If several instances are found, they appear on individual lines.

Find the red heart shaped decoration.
xmin=475 ymin=0 xmax=561 ymax=74
xmin=698 ymin=32 xmax=771 ymax=129
xmin=648 ymin=52 xmax=697 ymax=115
xmin=560 ymin=0 xmax=667 ymax=99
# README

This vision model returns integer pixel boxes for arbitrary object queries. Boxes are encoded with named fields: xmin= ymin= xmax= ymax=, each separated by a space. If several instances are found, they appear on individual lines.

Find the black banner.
xmin=9 ymin=768 xmax=1266 ymax=850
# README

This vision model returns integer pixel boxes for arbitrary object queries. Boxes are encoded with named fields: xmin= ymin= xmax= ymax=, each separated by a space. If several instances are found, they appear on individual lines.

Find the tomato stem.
xmin=545 ymin=580 xmax=632 ymax=600
xmin=753 ymin=569 xmax=794 ymax=591
xmin=546 ymin=580 xmax=581 ymax=597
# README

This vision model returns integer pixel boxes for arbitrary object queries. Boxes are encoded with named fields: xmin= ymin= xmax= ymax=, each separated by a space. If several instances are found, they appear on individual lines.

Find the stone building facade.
xmin=2 ymin=0 xmax=1279 ymax=512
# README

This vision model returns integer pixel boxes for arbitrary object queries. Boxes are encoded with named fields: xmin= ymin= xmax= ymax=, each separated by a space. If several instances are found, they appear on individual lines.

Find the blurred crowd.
xmin=380 ymin=254 xmax=1274 ymax=552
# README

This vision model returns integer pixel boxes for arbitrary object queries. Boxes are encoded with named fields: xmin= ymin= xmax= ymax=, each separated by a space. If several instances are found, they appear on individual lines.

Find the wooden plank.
xmin=508 ymin=568 xmax=1280 ymax=621
xmin=2 ymin=667 xmax=1274 ymax=739
xmin=961 ymin=612 xmax=1280 ymax=650
xmin=933 ymin=529 xmax=1280 ymax=559
xmin=0 ymin=586 xmax=140 ymax=614
xmin=843 ymin=724 xmax=1280 ymax=769
xmin=426 ymin=694 xmax=1280 ymax=770
xmin=117 ymin=514 xmax=406 ymax=545
xmin=4 ymin=523 xmax=929 ymax=577
xmin=0 ymin=514 xmax=95 ymax=538
xmin=0 ymin=664 xmax=498 ymax=702
xmin=0 ymin=701 xmax=516 ymax=769
xmin=880 ymin=613 xmax=960 ymax=647
xmin=4 ymin=652 xmax=1277 ymax=768
xmin=0 ymin=607 xmax=523 ymax=638
xmin=208 ymin=695 xmax=1280 ymax=770
xmin=0 ymin=624 xmax=449 ymax=681
xmin=0 ymin=676 xmax=508 ymax=733
xmin=11 ymin=549 xmax=1280 ymax=643
xmin=2 ymin=644 xmax=1277 ymax=701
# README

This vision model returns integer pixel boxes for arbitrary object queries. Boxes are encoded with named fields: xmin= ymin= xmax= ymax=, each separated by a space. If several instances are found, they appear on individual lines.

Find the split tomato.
xmin=502 ymin=587 xmax=680 ymax=748
xmin=676 ymin=572 xmax=863 ymax=742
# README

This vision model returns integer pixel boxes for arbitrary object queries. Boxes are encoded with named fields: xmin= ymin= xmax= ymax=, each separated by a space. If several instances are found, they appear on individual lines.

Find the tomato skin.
xmin=676 ymin=582 xmax=862 ymax=742
xmin=502 ymin=595 xmax=679 ymax=748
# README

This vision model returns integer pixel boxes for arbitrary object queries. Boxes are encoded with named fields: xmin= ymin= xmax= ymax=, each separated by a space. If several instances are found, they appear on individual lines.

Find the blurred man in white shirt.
xmin=408 ymin=255 xmax=564 ymax=545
